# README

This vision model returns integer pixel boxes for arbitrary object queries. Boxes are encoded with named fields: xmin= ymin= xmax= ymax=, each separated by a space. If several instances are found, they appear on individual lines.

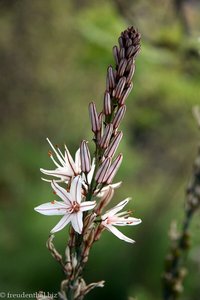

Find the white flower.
xmin=34 ymin=176 xmax=96 ymax=234
xmin=101 ymin=198 xmax=141 ymax=243
xmin=40 ymin=138 xmax=81 ymax=182
xmin=41 ymin=138 xmax=121 ymax=195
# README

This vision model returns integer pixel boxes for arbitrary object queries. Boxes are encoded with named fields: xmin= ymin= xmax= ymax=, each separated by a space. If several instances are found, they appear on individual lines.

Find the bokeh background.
xmin=0 ymin=0 xmax=200 ymax=299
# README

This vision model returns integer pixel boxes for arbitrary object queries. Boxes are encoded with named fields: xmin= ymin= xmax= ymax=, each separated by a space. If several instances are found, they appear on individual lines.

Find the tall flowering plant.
xmin=35 ymin=27 xmax=141 ymax=300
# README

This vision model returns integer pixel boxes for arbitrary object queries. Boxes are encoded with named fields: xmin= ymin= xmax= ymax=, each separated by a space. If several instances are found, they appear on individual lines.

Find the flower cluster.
xmin=35 ymin=27 xmax=142 ymax=299
xmin=35 ymin=27 xmax=142 ymax=245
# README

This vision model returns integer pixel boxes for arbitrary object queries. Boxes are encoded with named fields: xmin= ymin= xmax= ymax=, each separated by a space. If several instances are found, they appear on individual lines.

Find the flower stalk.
xmin=35 ymin=27 xmax=141 ymax=300
xmin=162 ymin=106 xmax=200 ymax=300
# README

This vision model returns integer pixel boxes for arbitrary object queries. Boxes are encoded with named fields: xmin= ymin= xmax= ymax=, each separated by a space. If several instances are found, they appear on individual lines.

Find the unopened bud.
xmin=95 ymin=157 xmax=111 ymax=183
xmin=106 ymin=66 xmax=115 ymax=91
xmin=99 ymin=124 xmax=113 ymax=149
xmin=89 ymin=102 xmax=100 ymax=133
xmin=113 ymin=45 xmax=119 ymax=65
xmin=104 ymin=92 xmax=111 ymax=115
xmin=126 ymin=57 xmax=134 ymax=72
xmin=113 ymin=105 xmax=126 ymax=129
xmin=125 ymin=38 xmax=132 ymax=47
xmin=126 ymin=45 xmax=136 ymax=58
xmin=119 ymin=83 xmax=133 ymax=105
xmin=80 ymin=140 xmax=91 ymax=173
xmin=118 ymin=37 xmax=124 ymax=48
xmin=114 ymin=77 xmax=126 ymax=99
xmin=119 ymin=47 xmax=125 ymax=59
xmin=126 ymin=63 xmax=135 ymax=84
xmin=105 ymin=154 xmax=123 ymax=184
xmin=104 ymin=131 xmax=123 ymax=158
xmin=118 ymin=58 xmax=128 ymax=77
xmin=96 ymin=112 xmax=104 ymax=143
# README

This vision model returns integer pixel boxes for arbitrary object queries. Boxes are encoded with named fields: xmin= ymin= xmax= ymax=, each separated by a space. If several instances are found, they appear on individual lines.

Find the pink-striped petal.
xmin=71 ymin=211 xmax=83 ymax=234
xmin=80 ymin=201 xmax=96 ymax=212
xmin=102 ymin=198 xmax=130 ymax=219
xmin=51 ymin=181 xmax=72 ymax=204
xmin=51 ymin=213 xmax=72 ymax=233
xmin=34 ymin=201 xmax=67 ymax=216
xmin=112 ymin=217 xmax=142 ymax=226
xmin=40 ymin=168 xmax=72 ymax=180
xmin=105 ymin=224 xmax=135 ymax=243
xmin=70 ymin=175 xmax=82 ymax=203
xmin=75 ymin=148 xmax=81 ymax=172
xmin=64 ymin=145 xmax=77 ymax=174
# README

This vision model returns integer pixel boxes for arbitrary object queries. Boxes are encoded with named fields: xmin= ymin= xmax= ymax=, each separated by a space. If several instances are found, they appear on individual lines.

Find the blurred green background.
xmin=0 ymin=0 xmax=200 ymax=299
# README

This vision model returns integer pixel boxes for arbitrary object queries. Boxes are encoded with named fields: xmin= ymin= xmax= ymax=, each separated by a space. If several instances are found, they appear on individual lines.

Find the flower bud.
xmin=113 ymin=105 xmax=126 ymax=129
xmin=118 ymin=58 xmax=128 ymax=77
xmin=80 ymin=140 xmax=91 ymax=173
xmin=119 ymin=47 xmax=125 ymax=59
xmin=104 ymin=131 xmax=123 ymax=158
xmin=126 ymin=45 xmax=136 ymax=58
xmin=103 ymin=92 xmax=111 ymax=115
xmin=126 ymin=63 xmax=135 ymax=84
xmin=95 ymin=157 xmax=111 ymax=183
xmin=89 ymin=102 xmax=100 ymax=133
xmin=106 ymin=66 xmax=115 ymax=91
xmin=114 ymin=77 xmax=126 ymax=99
xmin=99 ymin=124 xmax=113 ymax=149
xmin=113 ymin=46 xmax=119 ymax=65
xmin=119 ymin=83 xmax=133 ymax=105
xmin=105 ymin=154 xmax=123 ymax=184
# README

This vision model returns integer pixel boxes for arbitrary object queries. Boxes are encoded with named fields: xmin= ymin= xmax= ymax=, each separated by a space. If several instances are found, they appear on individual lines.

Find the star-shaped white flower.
xmin=40 ymin=138 xmax=81 ymax=183
xmin=34 ymin=176 xmax=96 ymax=234
xmin=101 ymin=198 xmax=141 ymax=243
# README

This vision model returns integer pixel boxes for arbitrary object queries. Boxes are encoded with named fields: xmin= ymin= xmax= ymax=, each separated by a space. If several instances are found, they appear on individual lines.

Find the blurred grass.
xmin=0 ymin=0 xmax=200 ymax=299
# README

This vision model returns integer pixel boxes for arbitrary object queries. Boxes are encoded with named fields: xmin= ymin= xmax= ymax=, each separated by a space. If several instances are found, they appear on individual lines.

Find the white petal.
xmin=34 ymin=201 xmax=67 ymax=216
xmin=110 ymin=181 xmax=122 ymax=189
xmin=102 ymin=198 xmax=131 ymax=219
xmin=70 ymin=175 xmax=82 ymax=203
xmin=64 ymin=145 xmax=77 ymax=174
xmin=87 ymin=159 xmax=95 ymax=184
xmin=41 ymin=177 xmax=65 ymax=183
xmin=71 ymin=212 xmax=83 ymax=234
xmin=75 ymin=148 xmax=81 ymax=172
xmin=96 ymin=181 xmax=122 ymax=197
xmin=40 ymin=167 xmax=72 ymax=180
xmin=105 ymin=224 xmax=135 ymax=244
xmin=80 ymin=201 xmax=96 ymax=212
xmin=51 ymin=181 xmax=72 ymax=204
xmin=112 ymin=217 xmax=142 ymax=226
xmin=51 ymin=213 xmax=72 ymax=233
